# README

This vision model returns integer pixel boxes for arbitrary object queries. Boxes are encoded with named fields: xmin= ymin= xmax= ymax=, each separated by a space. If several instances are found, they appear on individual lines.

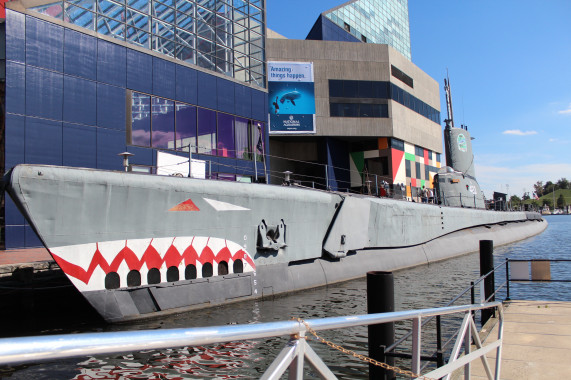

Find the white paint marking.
xmin=204 ymin=198 xmax=250 ymax=211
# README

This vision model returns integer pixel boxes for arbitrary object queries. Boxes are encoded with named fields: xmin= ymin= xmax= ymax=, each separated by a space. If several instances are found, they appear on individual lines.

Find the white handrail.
xmin=0 ymin=301 xmax=503 ymax=379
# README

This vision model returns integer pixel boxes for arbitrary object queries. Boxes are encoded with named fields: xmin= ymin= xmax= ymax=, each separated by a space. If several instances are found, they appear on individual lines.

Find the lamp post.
xmin=118 ymin=152 xmax=134 ymax=172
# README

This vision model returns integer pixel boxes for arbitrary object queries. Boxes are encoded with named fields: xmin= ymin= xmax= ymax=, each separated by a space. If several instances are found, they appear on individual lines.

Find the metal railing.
xmin=13 ymin=254 xmax=565 ymax=378
xmin=0 ymin=301 xmax=503 ymax=380
xmin=382 ymin=260 xmax=500 ymax=376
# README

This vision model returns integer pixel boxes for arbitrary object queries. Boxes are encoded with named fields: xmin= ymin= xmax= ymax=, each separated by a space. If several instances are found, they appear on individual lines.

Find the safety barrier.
xmin=0 ymin=300 xmax=503 ymax=379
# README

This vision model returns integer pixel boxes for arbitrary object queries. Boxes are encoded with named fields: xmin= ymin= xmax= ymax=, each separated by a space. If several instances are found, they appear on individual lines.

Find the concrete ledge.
xmin=469 ymin=300 xmax=571 ymax=380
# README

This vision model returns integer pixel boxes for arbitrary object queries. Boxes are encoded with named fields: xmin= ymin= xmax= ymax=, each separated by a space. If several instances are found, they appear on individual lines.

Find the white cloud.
xmin=502 ymin=129 xmax=538 ymax=136
xmin=549 ymin=138 xmax=571 ymax=144
xmin=558 ymin=103 xmax=571 ymax=115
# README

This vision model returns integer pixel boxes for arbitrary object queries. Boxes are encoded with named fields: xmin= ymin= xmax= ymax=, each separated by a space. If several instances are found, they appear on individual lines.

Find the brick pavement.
xmin=0 ymin=247 xmax=53 ymax=266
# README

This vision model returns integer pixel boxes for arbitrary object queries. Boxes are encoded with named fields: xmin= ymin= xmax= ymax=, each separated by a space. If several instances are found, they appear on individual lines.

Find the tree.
xmin=557 ymin=194 xmax=566 ymax=209
xmin=543 ymin=181 xmax=556 ymax=195
xmin=557 ymin=178 xmax=569 ymax=190
xmin=542 ymin=198 xmax=553 ymax=208
xmin=522 ymin=192 xmax=530 ymax=201
xmin=510 ymin=195 xmax=521 ymax=208
xmin=533 ymin=181 xmax=544 ymax=197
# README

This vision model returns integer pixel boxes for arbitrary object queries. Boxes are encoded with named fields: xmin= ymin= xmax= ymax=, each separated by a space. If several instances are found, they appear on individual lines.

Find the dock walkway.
xmin=0 ymin=248 xmax=56 ymax=279
xmin=470 ymin=300 xmax=571 ymax=379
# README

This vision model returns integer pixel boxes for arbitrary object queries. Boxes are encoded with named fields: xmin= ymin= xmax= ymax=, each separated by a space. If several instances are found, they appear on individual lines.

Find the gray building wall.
xmin=266 ymin=38 xmax=442 ymax=154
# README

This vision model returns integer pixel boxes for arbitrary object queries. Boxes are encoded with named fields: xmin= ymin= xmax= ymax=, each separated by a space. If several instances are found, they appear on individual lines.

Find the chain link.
xmin=294 ymin=318 xmax=435 ymax=380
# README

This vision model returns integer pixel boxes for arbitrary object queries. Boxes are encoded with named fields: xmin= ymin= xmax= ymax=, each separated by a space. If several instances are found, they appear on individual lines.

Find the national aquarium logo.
xmin=283 ymin=115 xmax=301 ymax=129
xmin=457 ymin=133 xmax=467 ymax=152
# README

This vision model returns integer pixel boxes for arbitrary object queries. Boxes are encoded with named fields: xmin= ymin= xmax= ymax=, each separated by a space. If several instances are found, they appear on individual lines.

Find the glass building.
xmin=29 ymin=0 xmax=266 ymax=87
xmin=0 ymin=0 xmax=268 ymax=248
xmin=307 ymin=0 xmax=411 ymax=60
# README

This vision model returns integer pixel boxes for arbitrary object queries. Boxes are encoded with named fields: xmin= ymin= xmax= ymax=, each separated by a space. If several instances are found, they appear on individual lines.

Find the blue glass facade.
xmin=2 ymin=9 xmax=268 ymax=249
xmin=309 ymin=0 xmax=411 ymax=60
xmin=29 ymin=0 xmax=266 ymax=87
xmin=306 ymin=15 xmax=360 ymax=43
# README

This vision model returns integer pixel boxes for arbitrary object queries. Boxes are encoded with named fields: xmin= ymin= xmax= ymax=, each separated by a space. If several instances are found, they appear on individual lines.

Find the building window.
xmin=329 ymin=103 xmax=388 ymax=118
xmin=127 ymin=91 xmax=263 ymax=161
xmin=131 ymin=92 xmax=152 ymax=146
xmin=391 ymin=65 xmax=414 ymax=88
xmin=390 ymin=138 xmax=404 ymax=151
xmin=235 ymin=117 xmax=251 ymax=160
xmin=329 ymin=80 xmax=344 ymax=97
xmin=328 ymin=80 xmax=439 ymax=123
xmin=217 ymin=113 xmax=236 ymax=158
xmin=175 ymin=103 xmax=197 ymax=152
xmin=197 ymin=108 xmax=216 ymax=155
xmin=151 ymin=98 xmax=176 ymax=149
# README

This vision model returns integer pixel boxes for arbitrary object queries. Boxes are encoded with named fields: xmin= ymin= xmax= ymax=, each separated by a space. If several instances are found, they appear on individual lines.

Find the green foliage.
xmin=557 ymin=178 xmax=569 ymax=190
xmin=557 ymin=194 xmax=566 ymax=208
xmin=523 ymin=188 xmax=571 ymax=207
xmin=533 ymin=181 xmax=544 ymax=197
xmin=544 ymin=181 xmax=556 ymax=194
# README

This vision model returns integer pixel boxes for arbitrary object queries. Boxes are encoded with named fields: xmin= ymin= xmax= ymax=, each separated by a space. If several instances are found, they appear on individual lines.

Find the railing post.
xmin=470 ymin=281 xmax=475 ymax=320
xmin=480 ymin=240 xmax=495 ymax=324
xmin=436 ymin=315 xmax=444 ymax=367
xmin=254 ymin=150 xmax=258 ymax=182
xmin=464 ymin=312 xmax=471 ymax=379
xmin=367 ymin=271 xmax=396 ymax=380
xmin=411 ymin=317 xmax=421 ymax=375
xmin=325 ymin=164 xmax=329 ymax=191
xmin=188 ymin=144 xmax=192 ymax=178
xmin=506 ymin=259 xmax=511 ymax=301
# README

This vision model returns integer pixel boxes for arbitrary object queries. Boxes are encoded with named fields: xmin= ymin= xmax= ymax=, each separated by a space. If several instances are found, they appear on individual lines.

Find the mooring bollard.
xmin=479 ymin=240 xmax=495 ymax=324
xmin=367 ymin=271 xmax=396 ymax=380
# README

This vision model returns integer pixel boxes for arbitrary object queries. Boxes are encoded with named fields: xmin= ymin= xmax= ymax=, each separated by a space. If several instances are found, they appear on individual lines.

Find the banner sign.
xmin=268 ymin=61 xmax=316 ymax=134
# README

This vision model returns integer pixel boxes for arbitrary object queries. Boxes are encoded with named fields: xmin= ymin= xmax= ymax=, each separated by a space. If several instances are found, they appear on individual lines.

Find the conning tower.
xmin=435 ymin=75 xmax=485 ymax=209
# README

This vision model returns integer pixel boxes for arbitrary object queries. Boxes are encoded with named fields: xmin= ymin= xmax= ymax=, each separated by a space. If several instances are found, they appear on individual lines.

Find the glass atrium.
xmin=29 ymin=0 xmax=266 ymax=87
xmin=325 ymin=0 xmax=411 ymax=60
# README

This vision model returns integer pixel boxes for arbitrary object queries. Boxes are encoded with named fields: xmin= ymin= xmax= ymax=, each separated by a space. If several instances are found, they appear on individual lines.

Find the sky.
xmin=266 ymin=0 xmax=571 ymax=199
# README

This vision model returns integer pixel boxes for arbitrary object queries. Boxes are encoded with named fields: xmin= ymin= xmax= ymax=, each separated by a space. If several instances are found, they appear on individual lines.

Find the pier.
xmin=0 ymin=248 xmax=59 ymax=283
xmin=471 ymin=300 xmax=571 ymax=379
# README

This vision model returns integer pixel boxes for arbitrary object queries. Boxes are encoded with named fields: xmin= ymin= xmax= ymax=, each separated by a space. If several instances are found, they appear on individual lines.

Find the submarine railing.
xmin=0 ymin=301 xmax=503 ymax=379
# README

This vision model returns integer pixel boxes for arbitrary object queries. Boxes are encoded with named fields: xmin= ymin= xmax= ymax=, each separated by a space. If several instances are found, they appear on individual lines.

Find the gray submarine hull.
xmin=4 ymin=164 xmax=546 ymax=322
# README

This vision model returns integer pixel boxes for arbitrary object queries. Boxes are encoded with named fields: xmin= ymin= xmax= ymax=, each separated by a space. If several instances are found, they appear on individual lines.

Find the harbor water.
xmin=1 ymin=215 xmax=569 ymax=379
